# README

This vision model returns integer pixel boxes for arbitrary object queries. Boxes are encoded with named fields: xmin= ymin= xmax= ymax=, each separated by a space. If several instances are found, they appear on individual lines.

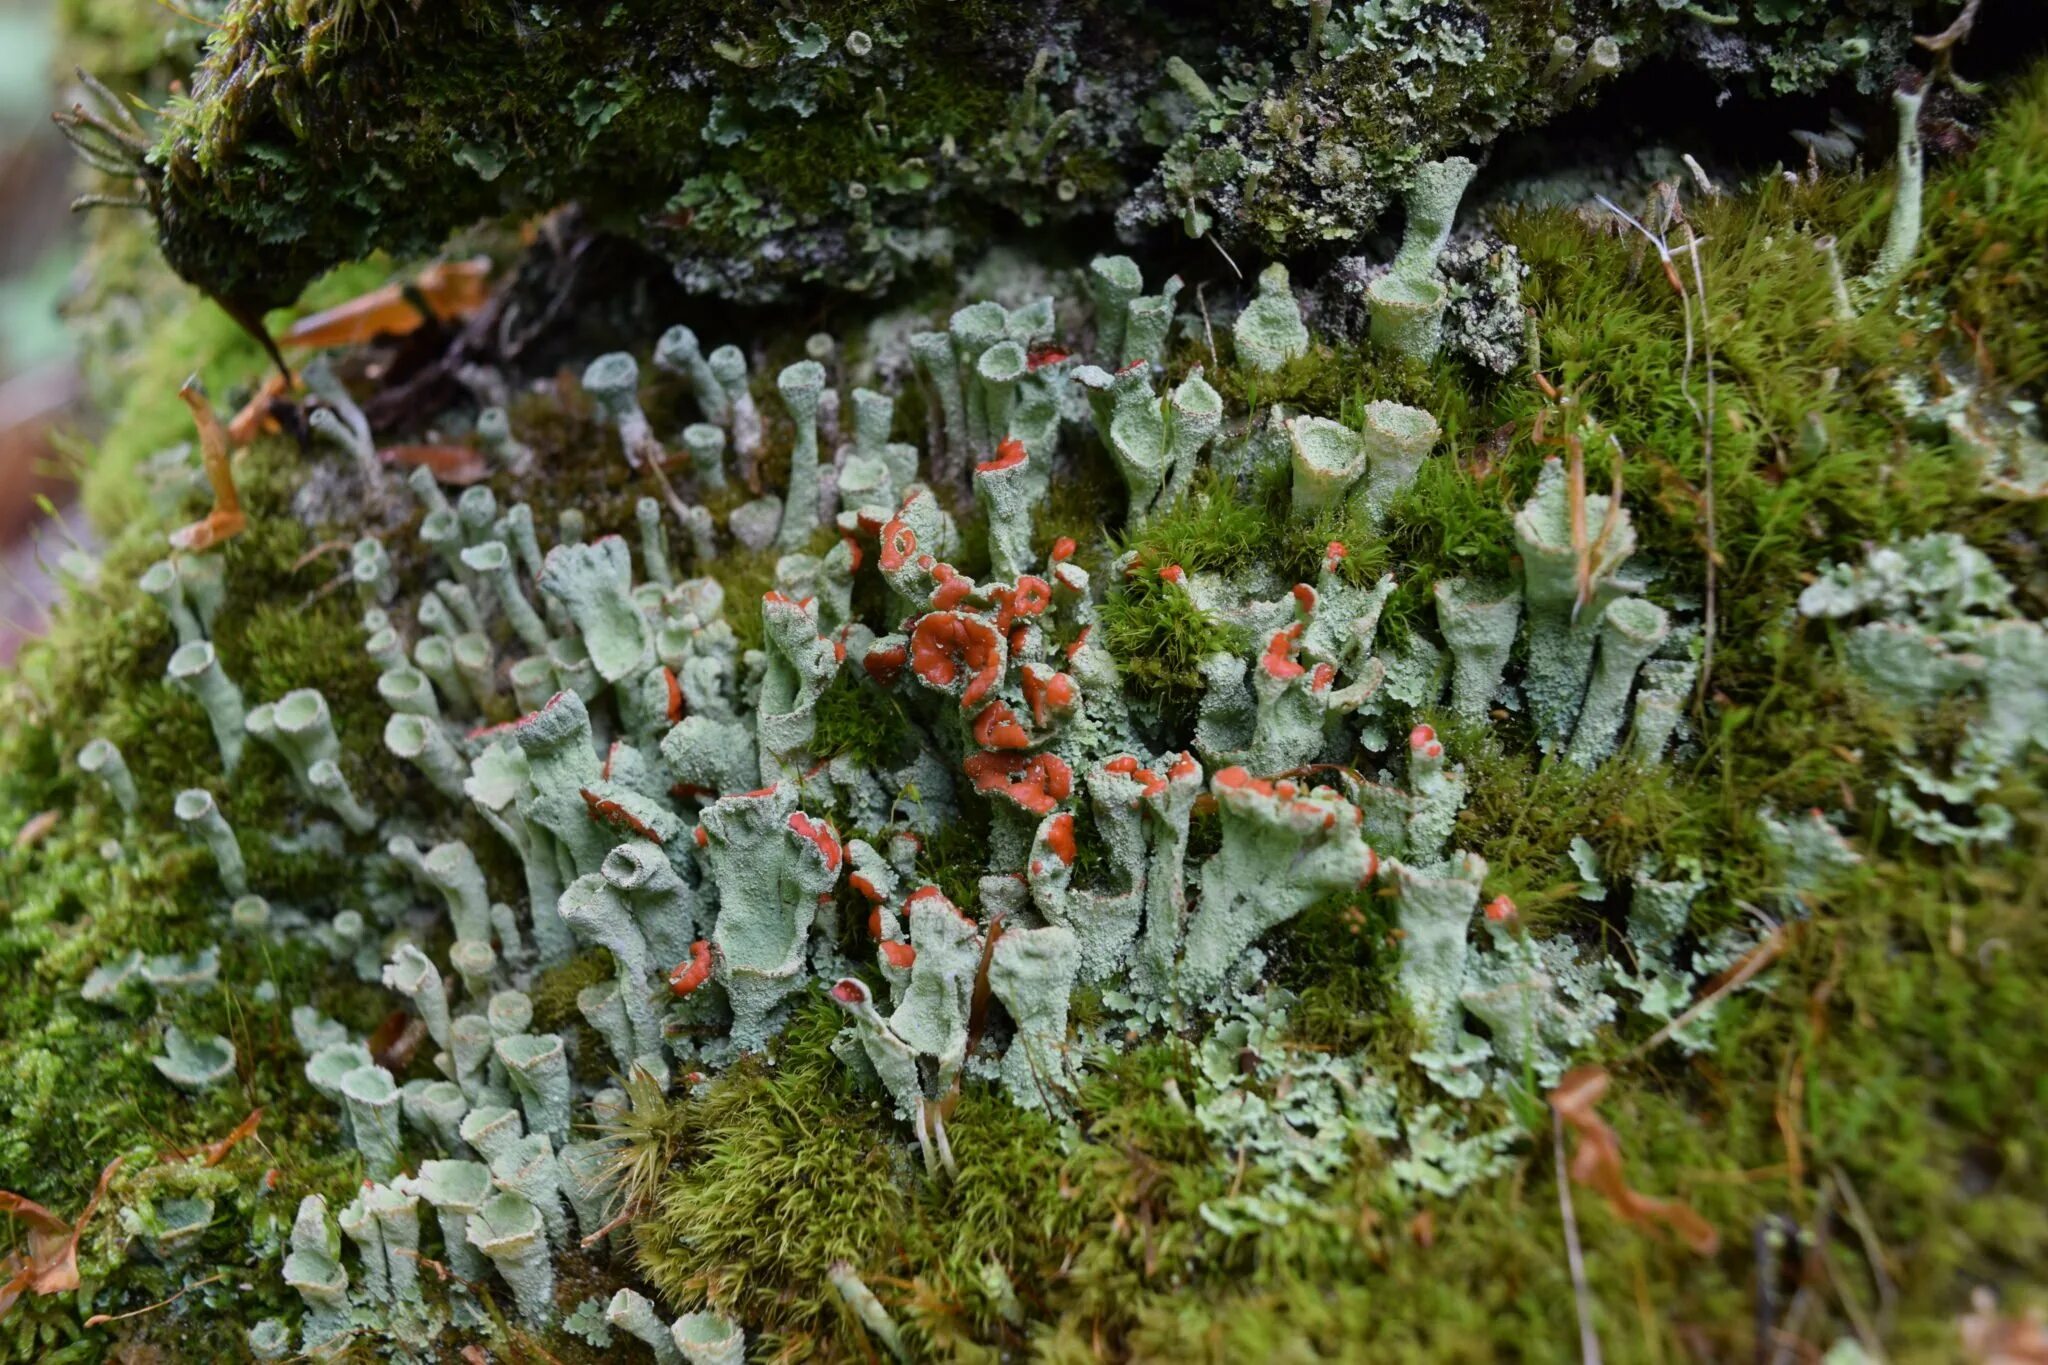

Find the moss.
xmin=125 ymin=0 xmax=1222 ymax=313
xmin=1916 ymin=60 xmax=2048 ymax=391
xmin=632 ymin=1000 xmax=911 ymax=1355
xmin=530 ymin=948 xmax=617 ymax=1032
xmin=10 ymin=46 xmax=2048 ymax=1365
xmin=810 ymin=669 xmax=920 ymax=770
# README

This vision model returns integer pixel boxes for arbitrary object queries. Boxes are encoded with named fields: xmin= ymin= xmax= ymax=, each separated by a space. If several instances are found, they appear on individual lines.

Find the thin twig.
xmin=1204 ymin=232 xmax=1243 ymax=281
xmin=1625 ymin=925 xmax=1788 ymax=1063
xmin=1556 ymin=1113 xmax=1605 ymax=1365
xmin=83 ymin=1272 xmax=224 ymax=1327
xmin=1195 ymin=281 xmax=1219 ymax=368
xmin=1829 ymin=1165 xmax=1899 ymax=1336
xmin=1681 ymin=219 xmax=1719 ymax=705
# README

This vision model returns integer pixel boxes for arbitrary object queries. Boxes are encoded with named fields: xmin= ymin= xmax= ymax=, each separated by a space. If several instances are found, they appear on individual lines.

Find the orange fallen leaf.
xmin=160 ymin=1108 xmax=264 ymax=1168
xmin=0 ymin=1156 xmax=125 ymax=1320
xmin=11 ymin=810 xmax=58 ymax=851
xmin=1550 ymin=1065 xmax=1718 ymax=1256
xmin=283 ymin=256 xmax=491 ymax=350
xmin=380 ymin=443 xmax=490 ymax=485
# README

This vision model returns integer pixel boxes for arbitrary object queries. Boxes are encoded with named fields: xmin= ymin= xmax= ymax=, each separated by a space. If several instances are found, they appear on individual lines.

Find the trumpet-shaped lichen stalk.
xmin=494 ymin=1033 xmax=572 ymax=1149
xmin=177 ymin=555 xmax=225 ymax=633
xmin=489 ymin=1132 xmax=573 ymax=1249
xmin=776 ymin=360 xmax=829 ymax=548
xmin=420 ymin=839 xmax=494 ymax=944
xmin=559 ymin=1139 xmax=620 ymax=1245
xmin=1514 ymin=458 xmax=1639 ymax=747
xmin=462 ymin=540 xmax=551 ymax=651
xmin=1386 ymin=852 xmax=1487 ymax=1053
xmin=1630 ymin=659 xmax=1696 ymax=764
xmin=1434 ymin=578 xmax=1522 ymax=719
xmin=167 ymin=639 xmax=245 ymax=773
xmin=405 ymin=1080 xmax=470 ymax=1155
xmin=1354 ymin=402 xmax=1440 ymax=526
xmin=173 ymin=788 xmax=247 ymax=896
xmin=363 ymin=1182 xmax=424 ymax=1310
xmin=672 ymin=1311 xmax=748 ymax=1365
xmin=1861 ymin=83 xmax=1927 ymax=297
xmin=466 ymin=1191 xmax=555 ymax=1325
xmin=756 ymin=591 xmax=842 ymax=780
xmin=1120 ymin=273 xmax=1183 ymax=370
xmin=1178 ymin=769 xmax=1376 ymax=999
xmin=413 ymin=634 xmax=473 ymax=715
xmin=582 ymin=352 xmax=661 ymax=469
xmin=448 ymin=1018 xmax=502 ymax=1108
xmin=476 ymin=406 xmax=535 ymax=475
xmin=351 ymin=536 xmax=396 ymax=605
xmin=405 ymin=1159 xmax=492 ymax=1281
xmin=341 ymin=1063 xmax=406 ymax=1178
xmin=909 ymin=329 xmax=969 ymax=485
xmin=655 ymin=325 xmax=728 ymax=423
xmin=141 ymin=559 xmax=202 ymax=644
xmin=383 ymin=943 xmax=451 ymax=1049
xmin=1088 ymin=254 xmax=1144 ymax=363
xmin=1566 ymin=596 xmax=1672 ymax=767
xmin=1365 ymin=157 xmax=1475 ymax=363
xmin=1232 ymin=262 xmax=1310 ymax=373
xmin=556 ymin=874 xmax=663 ymax=1064
xmin=608 ymin=1288 xmax=685 ymax=1365
xmin=696 ymin=783 xmax=843 ymax=1052
xmin=78 ymin=737 xmax=138 ymax=813
xmin=1288 ymin=416 xmax=1365 ymax=516
xmin=459 ymin=1103 xmax=525 ymax=1165
xmin=601 ymin=838 xmax=699 ymax=972
xmin=450 ymin=938 xmax=498 ymax=1000
xmin=636 ymin=497 xmax=674 ymax=589
xmin=281 ymin=1196 xmax=349 ymax=1347
xmin=378 ymin=665 xmax=441 ymax=718
xmin=708 ymin=345 xmax=763 ymax=485
xmin=681 ymin=422 xmax=728 ymax=492
xmin=988 ymin=923 xmax=1082 ymax=1109
xmin=384 ymin=711 xmax=469 ymax=801
xmin=540 ymin=536 xmax=652 ymax=684
xmin=457 ymin=485 xmax=499 ymax=547
xmin=973 ymin=439 xmax=1042 ymax=584
xmin=1565 ymin=34 xmax=1622 ymax=96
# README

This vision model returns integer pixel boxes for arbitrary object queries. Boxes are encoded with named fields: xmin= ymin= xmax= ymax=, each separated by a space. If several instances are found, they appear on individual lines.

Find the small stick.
xmin=1555 ymin=1114 xmax=1604 ymax=1365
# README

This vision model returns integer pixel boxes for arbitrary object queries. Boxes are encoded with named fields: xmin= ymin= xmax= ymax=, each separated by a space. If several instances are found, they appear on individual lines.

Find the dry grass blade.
xmin=1554 ymin=1114 xmax=1605 ymax=1365
xmin=1568 ymin=434 xmax=1591 ymax=619
xmin=1628 ymin=924 xmax=1790 ymax=1062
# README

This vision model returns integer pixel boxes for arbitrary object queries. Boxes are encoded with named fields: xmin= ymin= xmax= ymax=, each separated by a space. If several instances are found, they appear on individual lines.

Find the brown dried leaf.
xmin=379 ymin=443 xmax=491 ymax=485
xmin=160 ymin=1107 xmax=264 ymax=1168
xmin=1550 ymin=1066 xmax=1719 ymax=1255
xmin=369 ymin=1011 xmax=429 ymax=1075
xmin=0 ymin=1155 xmax=126 ymax=1319
xmin=284 ymin=257 xmax=491 ymax=350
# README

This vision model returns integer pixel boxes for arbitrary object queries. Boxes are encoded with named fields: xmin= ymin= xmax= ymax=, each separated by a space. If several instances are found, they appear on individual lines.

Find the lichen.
xmin=7 ymin=27 xmax=2048 ymax=1364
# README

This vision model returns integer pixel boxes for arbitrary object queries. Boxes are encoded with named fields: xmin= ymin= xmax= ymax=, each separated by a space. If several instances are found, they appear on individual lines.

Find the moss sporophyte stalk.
xmin=7 ymin=2 xmax=2048 ymax=1360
